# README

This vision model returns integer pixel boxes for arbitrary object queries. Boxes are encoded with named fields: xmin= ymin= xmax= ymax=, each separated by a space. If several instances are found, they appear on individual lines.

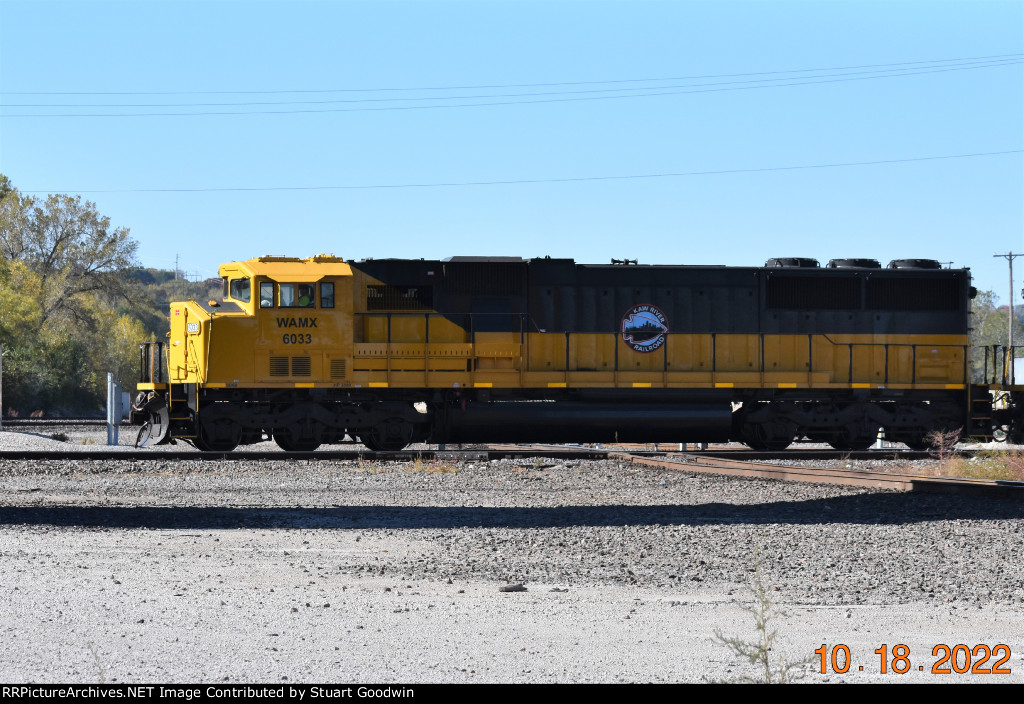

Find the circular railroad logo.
xmin=621 ymin=304 xmax=668 ymax=353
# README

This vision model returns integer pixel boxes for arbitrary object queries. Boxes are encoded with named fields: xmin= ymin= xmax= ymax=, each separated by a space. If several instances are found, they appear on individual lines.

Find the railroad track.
xmin=1 ymin=418 xmax=108 ymax=427
xmin=3 ymin=420 xmax=1010 ymax=462
xmin=612 ymin=450 xmax=1024 ymax=498
xmin=0 ymin=444 xmax=995 ymax=462
xmin=0 ymin=443 xmax=1005 ymax=462
xmin=0 ymin=447 xmax=603 ymax=461
xmin=486 ymin=444 xmax=1024 ymax=497
xmin=0 ymin=439 xmax=1020 ymax=497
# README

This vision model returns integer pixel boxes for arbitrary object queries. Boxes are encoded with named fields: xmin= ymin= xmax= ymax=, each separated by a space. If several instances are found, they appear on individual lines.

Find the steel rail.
xmin=0 ymin=448 xmax=610 ymax=462
xmin=0 ymin=442 xmax=1014 ymax=462
xmin=1 ymin=418 xmax=109 ymax=426
xmin=613 ymin=451 xmax=1024 ymax=497
xmin=0 ymin=442 xmax=1019 ymax=496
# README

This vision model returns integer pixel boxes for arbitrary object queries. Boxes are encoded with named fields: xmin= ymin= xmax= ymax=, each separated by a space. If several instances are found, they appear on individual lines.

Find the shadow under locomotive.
xmin=2 ymin=492 xmax=1021 ymax=530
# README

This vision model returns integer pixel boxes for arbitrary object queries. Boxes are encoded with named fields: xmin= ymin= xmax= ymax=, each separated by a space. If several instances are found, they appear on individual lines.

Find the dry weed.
xmin=712 ymin=548 xmax=811 ymax=683
xmin=406 ymin=453 xmax=459 ymax=474
xmin=936 ymin=449 xmax=1024 ymax=482
xmin=925 ymin=427 xmax=962 ymax=465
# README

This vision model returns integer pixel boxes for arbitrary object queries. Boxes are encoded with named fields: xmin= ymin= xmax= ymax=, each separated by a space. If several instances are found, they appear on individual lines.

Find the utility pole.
xmin=993 ymin=252 xmax=1022 ymax=383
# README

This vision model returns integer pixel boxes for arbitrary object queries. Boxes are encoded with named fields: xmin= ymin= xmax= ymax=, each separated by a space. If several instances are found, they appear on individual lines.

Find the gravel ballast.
xmin=0 ymin=428 xmax=1022 ymax=683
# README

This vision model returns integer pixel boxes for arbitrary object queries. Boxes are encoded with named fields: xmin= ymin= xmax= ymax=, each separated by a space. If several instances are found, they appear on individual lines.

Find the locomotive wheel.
xmin=902 ymin=436 xmax=931 ymax=451
xmin=360 ymin=418 xmax=413 ymax=452
xmin=273 ymin=426 xmax=321 ymax=452
xmin=193 ymin=414 xmax=241 ymax=452
xmin=827 ymin=426 xmax=876 ymax=451
xmin=360 ymin=435 xmax=407 ymax=452
xmin=745 ymin=436 xmax=794 ymax=451
xmin=741 ymin=422 xmax=795 ymax=451
xmin=828 ymin=437 xmax=875 ymax=451
xmin=192 ymin=434 xmax=239 ymax=452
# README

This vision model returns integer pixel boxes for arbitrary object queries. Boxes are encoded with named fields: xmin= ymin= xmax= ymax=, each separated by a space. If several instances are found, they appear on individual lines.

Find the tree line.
xmin=0 ymin=175 xmax=216 ymax=416
xmin=0 ymin=175 xmax=1020 ymax=415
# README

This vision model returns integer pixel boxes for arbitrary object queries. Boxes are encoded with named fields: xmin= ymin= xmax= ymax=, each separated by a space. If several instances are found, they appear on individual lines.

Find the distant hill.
xmin=126 ymin=268 xmax=223 ymax=337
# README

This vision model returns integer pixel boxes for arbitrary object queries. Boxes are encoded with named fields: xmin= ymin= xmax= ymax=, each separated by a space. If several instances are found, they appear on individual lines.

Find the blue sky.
xmin=1 ymin=0 xmax=1021 ymax=302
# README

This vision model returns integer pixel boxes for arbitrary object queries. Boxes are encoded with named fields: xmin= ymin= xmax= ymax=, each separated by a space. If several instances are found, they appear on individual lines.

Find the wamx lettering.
xmin=276 ymin=317 xmax=318 ymax=328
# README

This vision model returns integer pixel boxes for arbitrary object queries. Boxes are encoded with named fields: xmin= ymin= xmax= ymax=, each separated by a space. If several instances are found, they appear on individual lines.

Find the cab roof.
xmin=219 ymin=254 xmax=352 ymax=280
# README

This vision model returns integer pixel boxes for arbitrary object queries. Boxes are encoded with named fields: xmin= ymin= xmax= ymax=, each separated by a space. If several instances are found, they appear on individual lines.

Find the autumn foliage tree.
xmin=0 ymin=175 xmax=146 ymax=414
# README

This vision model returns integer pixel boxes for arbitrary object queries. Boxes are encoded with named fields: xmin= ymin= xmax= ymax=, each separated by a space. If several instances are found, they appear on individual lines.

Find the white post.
xmin=1010 ymin=255 xmax=1015 ymax=385
xmin=106 ymin=372 xmax=120 ymax=445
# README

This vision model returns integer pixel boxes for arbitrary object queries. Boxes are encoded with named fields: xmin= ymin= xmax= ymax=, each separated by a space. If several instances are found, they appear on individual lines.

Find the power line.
xmin=4 ymin=57 xmax=1019 ymax=109
xmin=24 ymin=149 xmax=1022 ymax=195
xmin=3 ymin=52 xmax=1020 ymax=96
xmin=2 ymin=57 xmax=1020 ymax=118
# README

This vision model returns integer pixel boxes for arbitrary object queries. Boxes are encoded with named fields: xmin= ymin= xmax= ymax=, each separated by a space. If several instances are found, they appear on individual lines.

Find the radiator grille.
xmin=766 ymin=275 xmax=860 ymax=310
xmin=866 ymin=278 xmax=960 ymax=311
xmin=445 ymin=262 xmax=525 ymax=295
xmin=269 ymin=356 xmax=289 ymax=377
xmin=291 ymin=357 xmax=311 ymax=376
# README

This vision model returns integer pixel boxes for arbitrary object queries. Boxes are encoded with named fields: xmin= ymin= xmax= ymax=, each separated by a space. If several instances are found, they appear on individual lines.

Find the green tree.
xmin=0 ymin=259 xmax=43 ymax=341
xmin=16 ymin=192 xmax=137 ymax=325
xmin=0 ymin=175 xmax=32 ymax=262
xmin=0 ymin=175 xmax=144 ymax=414
xmin=969 ymin=290 xmax=1024 ymax=383
xmin=82 ymin=307 xmax=150 ymax=399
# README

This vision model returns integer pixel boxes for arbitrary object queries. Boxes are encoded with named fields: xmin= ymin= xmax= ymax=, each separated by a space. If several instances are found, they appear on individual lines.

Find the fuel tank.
xmin=441 ymin=400 xmax=732 ymax=443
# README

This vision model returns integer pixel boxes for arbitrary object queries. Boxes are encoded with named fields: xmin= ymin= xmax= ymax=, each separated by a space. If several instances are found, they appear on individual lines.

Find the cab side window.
xmin=279 ymin=283 xmax=315 ymax=307
xmin=229 ymin=278 xmax=251 ymax=303
xmin=280 ymin=284 xmax=296 ymax=307
xmin=320 ymin=282 xmax=334 ymax=309
xmin=260 ymin=282 xmax=274 ymax=308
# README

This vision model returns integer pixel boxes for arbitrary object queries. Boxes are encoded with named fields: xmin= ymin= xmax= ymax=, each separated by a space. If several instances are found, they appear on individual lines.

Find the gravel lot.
xmin=1 ymin=427 xmax=1022 ymax=683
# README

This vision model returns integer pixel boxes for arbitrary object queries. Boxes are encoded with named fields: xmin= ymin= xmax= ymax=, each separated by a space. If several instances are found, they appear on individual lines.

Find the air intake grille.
xmin=445 ymin=263 xmax=524 ymax=295
xmin=330 ymin=359 xmax=347 ymax=379
xmin=766 ymin=275 xmax=860 ymax=310
xmin=269 ymin=357 xmax=289 ymax=377
xmin=866 ymin=278 xmax=960 ymax=310
xmin=291 ymin=357 xmax=311 ymax=376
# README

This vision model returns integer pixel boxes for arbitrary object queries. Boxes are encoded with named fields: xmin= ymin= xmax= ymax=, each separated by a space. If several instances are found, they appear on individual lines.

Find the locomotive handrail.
xmin=818 ymin=334 xmax=967 ymax=385
xmin=139 ymin=341 xmax=166 ymax=384
xmin=348 ymin=312 xmax=972 ymax=387
xmin=979 ymin=344 xmax=1023 ymax=386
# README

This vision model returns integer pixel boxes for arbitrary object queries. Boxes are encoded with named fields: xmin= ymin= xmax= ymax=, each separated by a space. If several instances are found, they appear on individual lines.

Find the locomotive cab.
xmin=137 ymin=254 xmax=356 ymax=450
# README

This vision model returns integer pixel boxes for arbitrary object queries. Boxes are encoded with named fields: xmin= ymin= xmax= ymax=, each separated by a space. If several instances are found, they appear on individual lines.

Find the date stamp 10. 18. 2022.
xmin=815 ymin=643 xmax=1012 ymax=676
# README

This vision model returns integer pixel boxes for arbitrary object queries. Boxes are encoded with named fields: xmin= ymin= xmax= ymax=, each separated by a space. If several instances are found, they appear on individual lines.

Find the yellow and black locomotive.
xmin=133 ymin=254 xmax=1014 ymax=451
